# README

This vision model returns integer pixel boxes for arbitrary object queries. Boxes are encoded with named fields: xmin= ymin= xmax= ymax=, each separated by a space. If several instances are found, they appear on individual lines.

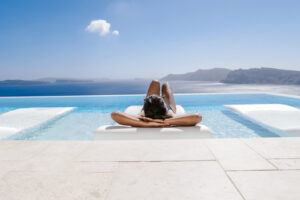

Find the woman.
xmin=111 ymin=80 xmax=202 ymax=127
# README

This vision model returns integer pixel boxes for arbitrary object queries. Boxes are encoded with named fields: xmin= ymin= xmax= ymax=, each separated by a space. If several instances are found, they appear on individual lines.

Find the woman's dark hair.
xmin=143 ymin=95 xmax=168 ymax=119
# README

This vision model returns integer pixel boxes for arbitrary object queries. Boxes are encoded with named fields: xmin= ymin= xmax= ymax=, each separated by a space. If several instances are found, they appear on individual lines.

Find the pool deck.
xmin=1 ymin=137 xmax=300 ymax=200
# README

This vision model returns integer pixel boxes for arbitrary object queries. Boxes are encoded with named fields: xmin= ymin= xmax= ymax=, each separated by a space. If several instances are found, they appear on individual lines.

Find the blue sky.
xmin=0 ymin=0 xmax=300 ymax=80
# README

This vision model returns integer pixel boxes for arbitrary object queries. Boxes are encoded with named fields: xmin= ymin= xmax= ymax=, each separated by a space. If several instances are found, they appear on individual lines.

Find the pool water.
xmin=1 ymin=93 xmax=300 ymax=140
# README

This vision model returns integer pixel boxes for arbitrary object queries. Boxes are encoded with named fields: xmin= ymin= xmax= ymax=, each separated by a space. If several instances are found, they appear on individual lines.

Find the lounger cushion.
xmin=94 ymin=124 xmax=212 ymax=140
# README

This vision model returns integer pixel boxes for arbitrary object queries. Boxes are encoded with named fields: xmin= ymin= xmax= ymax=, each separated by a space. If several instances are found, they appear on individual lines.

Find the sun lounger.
xmin=225 ymin=104 xmax=300 ymax=136
xmin=94 ymin=105 xmax=211 ymax=140
xmin=0 ymin=107 xmax=75 ymax=139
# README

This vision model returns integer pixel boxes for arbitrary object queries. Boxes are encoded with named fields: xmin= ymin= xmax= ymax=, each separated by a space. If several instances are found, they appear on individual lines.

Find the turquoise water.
xmin=1 ymin=93 xmax=300 ymax=140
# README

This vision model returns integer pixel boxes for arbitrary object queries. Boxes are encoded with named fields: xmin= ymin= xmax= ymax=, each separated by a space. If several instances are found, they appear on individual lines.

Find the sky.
xmin=0 ymin=0 xmax=300 ymax=80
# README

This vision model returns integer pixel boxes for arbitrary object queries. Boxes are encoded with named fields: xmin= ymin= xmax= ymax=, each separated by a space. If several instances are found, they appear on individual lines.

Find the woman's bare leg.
xmin=162 ymin=82 xmax=176 ymax=113
xmin=146 ymin=80 xmax=160 ymax=97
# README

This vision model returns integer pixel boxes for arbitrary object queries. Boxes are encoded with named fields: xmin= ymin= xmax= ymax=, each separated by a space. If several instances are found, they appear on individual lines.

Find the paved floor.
xmin=0 ymin=137 xmax=300 ymax=200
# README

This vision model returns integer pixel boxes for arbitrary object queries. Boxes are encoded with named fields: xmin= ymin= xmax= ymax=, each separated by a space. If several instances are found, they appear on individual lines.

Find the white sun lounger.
xmin=94 ymin=105 xmax=211 ymax=140
xmin=0 ymin=107 xmax=75 ymax=139
xmin=225 ymin=104 xmax=300 ymax=136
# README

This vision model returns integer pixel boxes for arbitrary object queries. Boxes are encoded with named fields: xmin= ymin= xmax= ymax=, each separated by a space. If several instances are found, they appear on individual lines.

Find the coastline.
xmin=0 ymin=92 xmax=299 ymax=99
xmin=0 ymin=80 xmax=300 ymax=98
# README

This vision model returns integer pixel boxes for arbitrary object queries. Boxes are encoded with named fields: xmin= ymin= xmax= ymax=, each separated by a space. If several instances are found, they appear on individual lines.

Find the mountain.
xmin=35 ymin=77 xmax=57 ymax=83
xmin=222 ymin=68 xmax=300 ymax=85
xmin=0 ymin=80 xmax=49 ymax=86
xmin=2 ymin=68 xmax=300 ymax=86
xmin=161 ymin=68 xmax=232 ymax=81
xmin=36 ymin=78 xmax=100 ymax=83
xmin=0 ymin=78 xmax=97 ymax=86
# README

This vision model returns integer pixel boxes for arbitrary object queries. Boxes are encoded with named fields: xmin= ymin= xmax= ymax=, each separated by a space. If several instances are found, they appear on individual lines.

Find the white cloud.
xmin=86 ymin=19 xmax=119 ymax=36
xmin=112 ymin=30 xmax=119 ymax=35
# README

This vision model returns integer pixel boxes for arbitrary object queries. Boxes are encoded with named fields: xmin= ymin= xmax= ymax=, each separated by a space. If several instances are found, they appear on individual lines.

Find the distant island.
xmin=161 ymin=67 xmax=300 ymax=85
xmin=0 ymin=80 xmax=49 ymax=86
xmin=0 ymin=78 xmax=108 ymax=86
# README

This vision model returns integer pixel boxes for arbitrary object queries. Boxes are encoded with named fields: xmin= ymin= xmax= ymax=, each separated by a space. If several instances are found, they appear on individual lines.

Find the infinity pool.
xmin=1 ymin=93 xmax=300 ymax=140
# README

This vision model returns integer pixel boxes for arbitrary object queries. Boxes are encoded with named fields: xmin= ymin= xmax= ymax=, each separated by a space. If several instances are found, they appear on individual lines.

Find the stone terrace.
xmin=0 ymin=137 xmax=300 ymax=200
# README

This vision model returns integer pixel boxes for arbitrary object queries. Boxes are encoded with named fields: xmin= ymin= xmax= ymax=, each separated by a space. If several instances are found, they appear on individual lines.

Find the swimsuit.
xmin=166 ymin=104 xmax=173 ymax=111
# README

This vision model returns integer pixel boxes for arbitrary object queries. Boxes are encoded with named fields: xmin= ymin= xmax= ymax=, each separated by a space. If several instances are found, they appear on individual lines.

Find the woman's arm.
xmin=111 ymin=111 xmax=169 ymax=127
xmin=111 ymin=111 xmax=202 ymax=127
xmin=164 ymin=113 xmax=202 ymax=126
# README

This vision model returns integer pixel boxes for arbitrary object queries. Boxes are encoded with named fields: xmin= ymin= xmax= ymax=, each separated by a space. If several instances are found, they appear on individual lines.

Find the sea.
xmin=0 ymin=80 xmax=300 ymax=97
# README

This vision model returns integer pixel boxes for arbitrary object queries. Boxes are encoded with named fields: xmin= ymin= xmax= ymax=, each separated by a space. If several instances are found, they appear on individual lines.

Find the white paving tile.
xmin=0 ymin=141 xmax=49 ymax=161
xmin=0 ymin=161 xmax=24 ymax=179
xmin=228 ymin=170 xmax=300 ymax=200
xmin=269 ymin=159 xmax=300 ymax=170
xmin=108 ymin=161 xmax=243 ymax=200
xmin=18 ymin=158 xmax=118 ymax=173
xmin=0 ymin=141 xmax=15 ymax=148
xmin=66 ymin=161 xmax=118 ymax=173
xmin=16 ymin=157 xmax=68 ymax=172
xmin=0 ymin=171 xmax=112 ymax=200
xmin=17 ymin=142 xmax=112 ymax=173
xmin=242 ymin=137 xmax=300 ymax=158
xmin=32 ymin=141 xmax=90 ymax=161
xmin=75 ymin=140 xmax=215 ymax=161
xmin=206 ymin=139 xmax=275 ymax=170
